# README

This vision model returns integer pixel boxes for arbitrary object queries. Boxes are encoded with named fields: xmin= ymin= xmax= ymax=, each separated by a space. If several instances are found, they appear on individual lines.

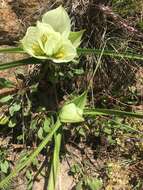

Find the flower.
xmin=59 ymin=91 xmax=87 ymax=123
xmin=21 ymin=6 xmax=84 ymax=63
xmin=59 ymin=103 xmax=84 ymax=123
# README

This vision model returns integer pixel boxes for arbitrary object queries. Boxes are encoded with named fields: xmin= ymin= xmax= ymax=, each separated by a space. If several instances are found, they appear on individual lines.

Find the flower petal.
xmin=59 ymin=103 xmax=84 ymax=123
xmin=69 ymin=30 xmax=85 ymax=48
xmin=21 ymin=26 xmax=47 ymax=59
xmin=52 ymin=39 xmax=77 ymax=63
xmin=42 ymin=6 xmax=71 ymax=38
xmin=37 ymin=21 xmax=62 ymax=55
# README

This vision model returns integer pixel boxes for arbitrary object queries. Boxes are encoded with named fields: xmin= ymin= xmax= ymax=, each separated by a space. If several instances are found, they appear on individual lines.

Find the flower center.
xmin=32 ymin=43 xmax=44 ymax=55
xmin=54 ymin=47 xmax=65 ymax=59
xmin=41 ymin=34 xmax=48 ymax=45
xmin=54 ymin=52 xmax=64 ymax=59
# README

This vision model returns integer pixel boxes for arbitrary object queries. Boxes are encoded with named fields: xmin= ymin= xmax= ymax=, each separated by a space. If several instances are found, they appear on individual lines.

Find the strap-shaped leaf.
xmin=77 ymin=48 xmax=143 ymax=61
xmin=48 ymin=129 xmax=62 ymax=190
xmin=0 ymin=47 xmax=24 ymax=53
xmin=1 ymin=47 xmax=143 ymax=62
xmin=0 ymin=58 xmax=41 ymax=70
xmin=84 ymin=108 xmax=143 ymax=119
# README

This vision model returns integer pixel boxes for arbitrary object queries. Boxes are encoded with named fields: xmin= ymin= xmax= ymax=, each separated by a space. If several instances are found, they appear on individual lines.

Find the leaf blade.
xmin=0 ymin=47 xmax=25 ymax=53
xmin=0 ymin=58 xmax=41 ymax=71
xmin=84 ymin=108 xmax=143 ymax=119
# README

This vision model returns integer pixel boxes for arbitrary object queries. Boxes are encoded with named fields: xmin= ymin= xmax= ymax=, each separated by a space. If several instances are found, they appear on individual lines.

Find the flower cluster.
xmin=21 ymin=6 xmax=84 ymax=63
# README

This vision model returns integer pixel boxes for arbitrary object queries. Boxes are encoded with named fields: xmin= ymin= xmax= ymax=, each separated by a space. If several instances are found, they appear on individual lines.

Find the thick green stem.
xmin=48 ymin=128 xmax=62 ymax=190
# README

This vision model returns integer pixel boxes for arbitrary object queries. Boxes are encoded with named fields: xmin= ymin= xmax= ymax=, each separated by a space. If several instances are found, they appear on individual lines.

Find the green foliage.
xmin=112 ymin=0 xmax=142 ymax=17
xmin=0 ymin=95 xmax=13 ymax=104
xmin=70 ymin=163 xmax=103 ymax=190
xmin=84 ymin=108 xmax=143 ymax=119
xmin=26 ymin=170 xmax=34 ymax=190
xmin=0 ymin=149 xmax=10 ymax=179
xmin=9 ymin=102 xmax=21 ymax=116
xmin=47 ymin=130 xmax=62 ymax=190
xmin=0 ymin=149 xmax=9 ymax=174
xmin=85 ymin=177 xmax=103 ymax=190
xmin=0 ymin=58 xmax=40 ymax=71
xmin=0 ymin=119 xmax=61 ymax=189
xmin=0 ymin=115 xmax=9 ymax=125
xmin=0 ymin=78 xmax=15 ymax=88
xmin=70 ymin=163 xmax=83 ymax=175
xmin=0 ymin=161 xmax=9 ymax=174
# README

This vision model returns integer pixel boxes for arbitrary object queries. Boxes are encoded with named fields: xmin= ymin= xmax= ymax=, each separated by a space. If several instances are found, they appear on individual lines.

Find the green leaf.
xmin=0 ymin=58 xmax=40 ymax=71
xmin=47 ymin=129 xmax=62 ymax=190
xmin=85 ymin=178 xmax=103 ymax=190
xmin=78 ymin=127 xmax=86 ymax=137
xmin=0 ymin=115 xmax=9 ymax=125
xmin=104 ymin=128 xmax=112 ymax=135
xmin=26 ymin=170 xmax=33 ymax=181
xmin=8 ymin=118 xmax=17 ymax=128
xmin=84 ymin=108 xmax=143 ymax=119
xmin=9 ymin=103 xmax=21 ymax=116
xmin=77 ymin=48 xmax=143 ymax=61
xmin=30 ymin=119 xmax=37 ymax=130
xmin=71 ymin=68 xmax=84 ymax=75
xmin=0 ymin=78 xmax=15 ymax=88
xmin=71 ymin=91 xmax=87 ymax=110
xmin=43 ymin=117 xmax=51 ymax=133
xmin=42 ymin=6 xmax=71 ymax=38
xmin=0 ymin=95 xmax=13 ymax=103
xmin=38 ymin=127 xmax=44 ymax=140
xmin=76 ymin=181 xmax=83 ymax=190
xmin=0 ymin=160 xmax=9 ymax=174
xmin=69 ymin=30 xmax=85 ymax=48
xmin=70 ymin=164 xmax=82 ymax=174
xmin=0 ymin=47 xmax=24 ymax=53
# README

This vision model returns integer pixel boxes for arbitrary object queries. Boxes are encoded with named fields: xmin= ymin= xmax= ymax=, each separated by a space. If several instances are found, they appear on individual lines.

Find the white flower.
xmin=21 ymin=6 xmax=84 ymax=63
xmin=59 ymin=103 xmax=84 ymax=123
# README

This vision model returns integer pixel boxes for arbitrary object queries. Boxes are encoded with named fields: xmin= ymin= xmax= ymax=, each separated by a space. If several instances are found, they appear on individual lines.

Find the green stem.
xmin=48 ymin=129 xmax=62 ymax=190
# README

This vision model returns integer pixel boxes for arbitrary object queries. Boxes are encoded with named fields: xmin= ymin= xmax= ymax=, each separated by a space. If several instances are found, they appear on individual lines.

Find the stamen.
xmin=32 ymin=43 xmax=44 ymax=55
xmin=54 ymin=52 xmax=64 ymax=59
xmin=41 ymin=34 xmax=48 ymax=44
